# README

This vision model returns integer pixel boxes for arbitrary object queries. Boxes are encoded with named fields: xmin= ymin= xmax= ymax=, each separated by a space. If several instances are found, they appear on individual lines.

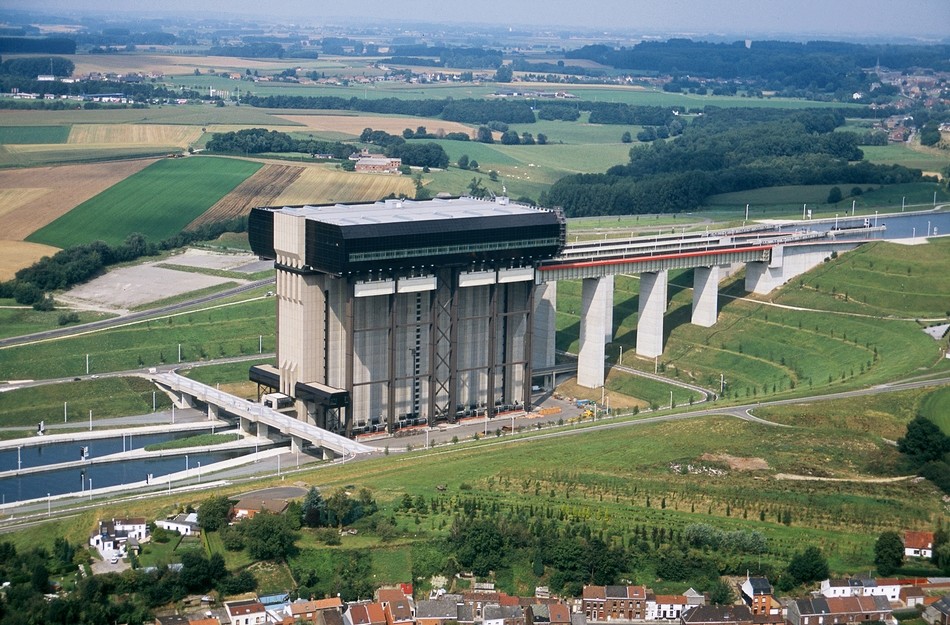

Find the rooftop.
xmin=278 ymin=197 xmax=545 ymax=228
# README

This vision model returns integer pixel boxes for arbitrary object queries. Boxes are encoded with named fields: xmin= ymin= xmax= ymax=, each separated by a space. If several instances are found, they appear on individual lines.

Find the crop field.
xmin=0 ymin=125 xmax=70 ymax=144
xmin=272 ymin=165 xmax=415 ymax=205
xmin=0 ymin=158 xmax=155 ymax=243
xmin=66 ymin=123 xmax=202 ymax=147
xmin=771 ymin=239 xmax=950 ymax=318
xmin=26 ymin=156 xmax=262 ymax=248
xmin=276 ymin=113 xmax=477 ymax=138
xmin=0 ymin=241 xmax=61 ymax=281
xmin=0 ymin=143 xmax=172 ymax=168
xmin=189 ymin=163 xmax=303 ymax=226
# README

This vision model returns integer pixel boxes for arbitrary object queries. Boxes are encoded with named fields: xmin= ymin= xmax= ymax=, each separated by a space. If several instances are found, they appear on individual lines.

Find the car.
xmin=109 ymin=556 xmax=118 ymax=564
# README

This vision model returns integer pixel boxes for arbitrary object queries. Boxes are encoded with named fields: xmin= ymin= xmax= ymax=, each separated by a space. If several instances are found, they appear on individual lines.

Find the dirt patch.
xmin=0 ymin=240 xmax=61 ymax=281
xmin=774 ymin=473 xmax=913 ymax=483
xmin=275 ymin=114 xmax=475 ymax=138
xmin=0 ymin=158 xmax=155 ymax=241
xmin=555 ymin=376 xmax=646 ymax=410
xmin=188 ymin=163 xmax=303 ymax=227
xmin=272 ymin=164 xmax=415 ymax=206
xmin=162 ymin=248 xmax=260 ymax=271
xmin=64 ymin=263 xmax=242 ymax=310
xmin=701 ymin=453 xmax=769 ymax=471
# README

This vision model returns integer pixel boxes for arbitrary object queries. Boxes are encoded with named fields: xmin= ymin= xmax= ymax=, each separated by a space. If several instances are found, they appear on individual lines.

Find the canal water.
xmin=778 ymin=210 xmax=950 ymax=239
xmin=0 ymin=447 xmax=250 ymax=504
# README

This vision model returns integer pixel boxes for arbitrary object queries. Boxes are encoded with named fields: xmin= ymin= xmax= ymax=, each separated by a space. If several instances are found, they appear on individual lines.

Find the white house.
xmin=155 ymin=512 xmax=200 ymax=536
xmin=89 ymin=517 xmax=148 ymax=557
xmin=905 ymin=531 xmax=934 ymax=559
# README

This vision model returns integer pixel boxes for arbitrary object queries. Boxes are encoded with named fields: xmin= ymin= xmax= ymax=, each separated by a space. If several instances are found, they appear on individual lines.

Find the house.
xmin=786 ymin=596 xmax=892 ymax=625
xmin=819 ymin=577 xmax=901 ymax=601
xmin=526 ymin=603 xmax=572 ymax=625
xmin=188 ymin=619 xmax=220 ymax=625
xmin=345 ymin=602 xmax=388 ymax=625
xmin=820 ymin=579 xmax=864 ymax=598
xmin=649 ymin=595 xmax=691 ymax=621
xmin=378 ymin=587 xmax=415 ymax=625
xmin=484 ymin=603 xmax=525 ymax=625
xmin=225 ymin=599 xmax=266 ymax=625
xmin=905 ymin=531 xmax=935 ymax=559
xmin=416 ymin=598 xmax=462 ymax=625
xmin=89 ymin=517 xmax=148 ymax=557
xmin=681 ymin=605 xmax=753 ymax=625
xmin=285 ymin=597 xmax=344 ymax=624
xmin=582 ymin=585 xmax=650 ymax=621
xmin=156 ymin=512 xmax=200 ymax=536
xmin=232 ymin=497 xmax=289 ymax=520
xmin=923 ymin=596 xmax=950 ymax=625
xmin=154 ymin=616 xmax=190 ymax=625
xmin=739 ymin=577 xmax=775 ymax=615
xmin=355 ymin=156 xmax=402 ymax=174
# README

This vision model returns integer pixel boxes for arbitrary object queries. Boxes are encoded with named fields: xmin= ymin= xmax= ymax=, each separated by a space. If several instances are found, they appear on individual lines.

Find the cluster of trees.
xmin=566 ymin=39 xmax=950 ymax=100
xmin=383 ymin=45 xmax=503 ymax=69
xmin=206 ymin=128 xmax=356 ymax=159
xmin=543 ymin=108 xmax=926 ymax=216
xmin=0 ymin=36 xmax=76 ymax=54
xmin=537 ymin=104 xmax=581 ymax=121
xmin=0 ymin=538 xmax=249 ymax=624
xmin=402 ymin=126 xmax=471 ymax=142
xmin=243 ymin=94 xmax=536 ymax=125
xmin=1 ymin=218 xmax=247 ymax=309
xmin=358 ymin=128 xmax=450 ymax=168
xmin=0 ymin=56 xmax=74 ymax=78
xmin=405 ymin=495 xmax=833 ymax=598
xmin=897 ymin=415 xmax=950 ymax=495
xmin=499 ymin=130 xmax=547 ymax=145
xmin=297 ymin=486 xmax=379 ymax=528
xmin=635 ymin=120 xmax=685 ymax=141
xmin=0 ymin=73 xmax=202 ymax=103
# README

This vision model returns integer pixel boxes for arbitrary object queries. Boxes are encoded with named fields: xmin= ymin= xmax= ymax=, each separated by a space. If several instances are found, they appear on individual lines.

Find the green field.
xmin=0 ymin=307 xmax=112 ymax=341
xmin=26 ymin=156 xmax=262 ymax=248
xmin=918 ymin=386 xmax=950 ymax=434
xmin=771 ymin=239 xmax=950 ymax=318
xmin=0 ymin=292 xmax=275 ymax=380
xmin=860 ymin=144 xmax=950 ymax=172
xmin=555 ymin=241 xmax=945 ymax=402
xmin=703 ymin=182 xmax=950 ymax=220
xmin=0 ymin=125 xmax=70 ymax=144
xmin=0 ymin=145 xmax=174 ymax=169
xmin=0 ymin=377 xmax=171 ymax=427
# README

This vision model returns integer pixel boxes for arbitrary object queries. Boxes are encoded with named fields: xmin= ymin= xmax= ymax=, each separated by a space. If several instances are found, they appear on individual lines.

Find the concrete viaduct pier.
xmin=536 ymin=229 xmax=864 ymax=389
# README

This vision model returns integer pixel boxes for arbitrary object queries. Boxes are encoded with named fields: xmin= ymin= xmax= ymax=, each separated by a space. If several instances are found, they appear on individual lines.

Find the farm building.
xmin=248 ymin=196 xmax=565 ymax=437
xmin=355 ymin=156 xmax=402 ymax=173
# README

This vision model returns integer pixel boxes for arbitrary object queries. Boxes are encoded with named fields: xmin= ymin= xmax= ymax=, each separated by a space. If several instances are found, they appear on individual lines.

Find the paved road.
xmin=0 ymin=278 xmax=274 ymax=349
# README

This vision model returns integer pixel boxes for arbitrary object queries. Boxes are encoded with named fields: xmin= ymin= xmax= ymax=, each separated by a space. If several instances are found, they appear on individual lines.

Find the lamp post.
xmin=88 ymin=478 xmax=92 ymax=500
xmin=618 ymin=345 xmax=623 ymax=366
xmin=47 ymin=493 xmax=51 ymax=517
xmin=902 ymin=196 xmax=905 ymax=212
xmin=185 ymin=454 xmax=189 ymax=471
xmin=720 ymin=373 xmax=725 ymax=397
xmin=874 ymin=211 xmax=878 ymax=228
xmin=17 ymin=445 xmax=21 ymax=471
xmin=197 ymin=461 xmax=201 ymax=483
xmin=834 ymin=213 xmax=838 ymax=230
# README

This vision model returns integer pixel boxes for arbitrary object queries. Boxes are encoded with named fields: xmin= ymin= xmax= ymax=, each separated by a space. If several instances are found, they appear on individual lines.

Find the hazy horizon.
xmin=16 ymin=0 xmax=950 ymax=41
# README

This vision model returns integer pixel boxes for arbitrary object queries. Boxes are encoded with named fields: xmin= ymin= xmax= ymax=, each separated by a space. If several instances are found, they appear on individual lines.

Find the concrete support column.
xmin=577 ymin=277 xmax=610 ymax=388
xmin=207 ymin=404 xmax=218 ymax=420
xmin=180 ymin=392 xmax=195 ymax=408
xmin=290 ymin=435 xmax=305 ymax=454
xmin=636 ymin=270 xmax=668 ymax=358
xmin=532 ymin=281 xmax=557 ymax=369
xmin=257 ymin=422 xmax=269 ymax=438
xmin=691 ymin=266 xmax=720 ymax=327
xmin=603 ymin=275 xmax=614 ymax=343
xmin=239 ymin=416 xmax=253 ymax=435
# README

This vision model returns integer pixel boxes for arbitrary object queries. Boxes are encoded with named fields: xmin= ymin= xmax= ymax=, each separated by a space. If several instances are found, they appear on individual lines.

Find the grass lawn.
xmin=0 ymin=307 xmax=113 ymax=341
xmin=0 ymin=377 xmax=171 ymax=426
xmin=27 ymin=156 xmax=262 ymax=248
xmin=0 ymin=295 xmax=275 ymax=379
xmin=918 ymin=386 xmax=950 ymax=434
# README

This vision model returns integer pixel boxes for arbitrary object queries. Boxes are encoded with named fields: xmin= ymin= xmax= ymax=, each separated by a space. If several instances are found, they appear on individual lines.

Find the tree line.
xmin=206 ymin=127 xmax=356 ymax=159
xmin=358 ymin=128 xmax=450 ymax=168
xmin=542 ymin=108 xmax=928 ymax=216
xmin=566 ymin=39 xmax=950 ymax=100
xmin=1 ymin=219 xmax=247 ymax=309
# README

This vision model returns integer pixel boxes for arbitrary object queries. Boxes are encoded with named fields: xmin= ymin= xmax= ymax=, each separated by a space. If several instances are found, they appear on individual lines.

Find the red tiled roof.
xmin=583 ymin=586 xmax=606 ymax=600
xmin=904 ymin=531 xmax=934 ymax=550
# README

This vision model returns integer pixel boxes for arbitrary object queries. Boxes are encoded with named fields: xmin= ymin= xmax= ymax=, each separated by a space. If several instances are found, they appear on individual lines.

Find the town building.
xmin=355 ymin=156 xmax=403 ymax=173
xmin=923 ymin=596 xmax=950 ymax=625
xmin=155 ymin=512 xmax=200 ymax=536
xmin=225 ymin=599 xmax=267 ymax=625
xmin=786 ymin=596 xmax=892 ymax=625
xmin=681 ymin=605 xmax=753 ymax=625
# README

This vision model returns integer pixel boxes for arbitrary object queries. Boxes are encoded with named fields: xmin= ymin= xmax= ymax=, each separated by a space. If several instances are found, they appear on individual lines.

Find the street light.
xmin=185 ymin=454 xmax=189 ymax=471
xmin=17 ymin=445 xmax=21 ymax=471
xmin=47 ymin=493 xmax=51 ymax=517
xmin=197 ymin=461 xmax=201 ymax=483
xmin=88 ymin=478 xmax=92 ymax=500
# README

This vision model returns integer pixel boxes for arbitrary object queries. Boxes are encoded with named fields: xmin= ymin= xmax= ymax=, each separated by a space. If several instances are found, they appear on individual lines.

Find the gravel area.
xmin=65 ymin=264 xmax=242 ymax=310
xmin=163 ymin=248 xmax=259 ymax=271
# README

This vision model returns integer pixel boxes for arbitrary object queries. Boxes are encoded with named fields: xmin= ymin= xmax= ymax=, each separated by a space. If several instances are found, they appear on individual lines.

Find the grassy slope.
xmin=0 ymin=125 xmax=70 ymax=144
xmin=27 ymin=156 xmax=262 ymax=248
xmin=918 ymin=386 xmax=950 ymax=434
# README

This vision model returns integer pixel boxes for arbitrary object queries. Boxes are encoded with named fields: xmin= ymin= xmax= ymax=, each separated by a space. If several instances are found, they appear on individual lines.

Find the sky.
xmin=22 ymin=0 xmax=950 ymax=39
